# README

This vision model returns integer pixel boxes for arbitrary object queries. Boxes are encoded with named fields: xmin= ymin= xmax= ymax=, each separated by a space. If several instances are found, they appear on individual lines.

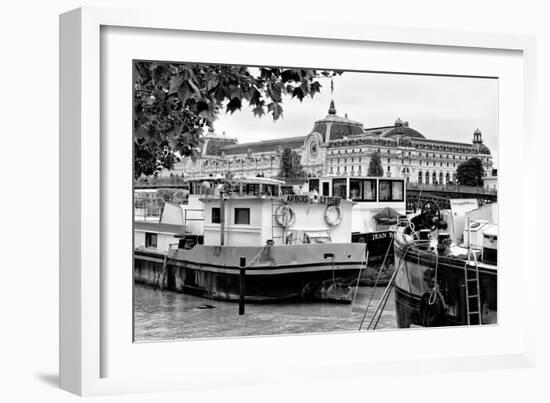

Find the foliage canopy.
xmin=367 ymin=151 xmax=384 ymax=177
xmin=133 ymin=62 xmax=339 ymax=178
xmin=278 ymin=147 xmax=306 ymax=179
xmin=455 ymin=157 xmax=485 ymax=187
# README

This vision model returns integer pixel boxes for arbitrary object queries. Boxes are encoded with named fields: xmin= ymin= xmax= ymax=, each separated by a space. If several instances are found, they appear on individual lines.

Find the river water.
xmin=134 ymin=284 xmax=397 ymax=342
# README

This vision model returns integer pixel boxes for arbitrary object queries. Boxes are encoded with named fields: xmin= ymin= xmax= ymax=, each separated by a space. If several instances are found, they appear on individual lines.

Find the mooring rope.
xmin=364 ymin=246 xmax=412 ymax=331
xmin=358 ymin=239 xmax=394 ymax=327
xmin=359 ymin=242 xmax=412 ymax=331
xmin=351 ymin=248 xmax=369 ymax=308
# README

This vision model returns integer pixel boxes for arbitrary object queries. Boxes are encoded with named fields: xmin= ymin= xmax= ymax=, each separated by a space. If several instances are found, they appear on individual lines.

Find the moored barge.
xmin=393 ymin=201 xmax=497 ymax=327
xmin=134 ymin=174 xmax=408 ymax=302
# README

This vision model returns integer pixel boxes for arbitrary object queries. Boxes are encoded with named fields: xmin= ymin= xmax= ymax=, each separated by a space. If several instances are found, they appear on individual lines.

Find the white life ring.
xmin=325 ymin=205 xmax=343 ymax=226
xmin=276 ymin=204 xmax=296 ymax=228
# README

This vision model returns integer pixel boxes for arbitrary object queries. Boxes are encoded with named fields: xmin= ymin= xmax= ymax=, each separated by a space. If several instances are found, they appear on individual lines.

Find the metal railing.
xmin=134 ymin=206 xmax=163 ymax=222
xmin=406 ymin=182 xmax=497 ymax=196
xmin=135 ymin=176 xmax=188 ymax=188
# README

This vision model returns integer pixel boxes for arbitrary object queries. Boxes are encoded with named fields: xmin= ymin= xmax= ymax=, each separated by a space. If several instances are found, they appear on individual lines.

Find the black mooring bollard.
xmin=239 ymin=256 xmax=246 ymax=315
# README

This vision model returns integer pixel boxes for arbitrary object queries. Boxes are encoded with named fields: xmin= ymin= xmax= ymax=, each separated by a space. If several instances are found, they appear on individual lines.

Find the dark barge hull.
xmin=352 ymin=230 xmax=395 ymax=265
xmin=393 ymin=231 xmax=497 ymax=327
xmin=135 ymin=243 xmax=366 ymax=303
xmin=352 ymin=230 xmax=395 ymax=285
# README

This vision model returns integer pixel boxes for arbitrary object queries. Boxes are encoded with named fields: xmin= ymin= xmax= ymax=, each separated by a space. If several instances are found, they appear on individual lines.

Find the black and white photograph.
xmin=132 ymin=61 xmax=498 ymax=341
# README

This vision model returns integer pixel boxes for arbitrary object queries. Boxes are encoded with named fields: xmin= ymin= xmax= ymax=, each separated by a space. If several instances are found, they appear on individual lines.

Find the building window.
xmin=211 ymin=207 xmax=221 ymax=224
xmin=234 ymin=208 xmax=250 ymax=225
xmin=145 ymin=232 xmax=158 ymax=248
xmin=418 ymin=171 xmax=423 ymax=184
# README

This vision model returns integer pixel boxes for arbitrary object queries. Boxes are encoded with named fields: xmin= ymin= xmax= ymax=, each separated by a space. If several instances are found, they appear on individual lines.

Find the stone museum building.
xmin=165 ymin=101 xmax=493 ymax=185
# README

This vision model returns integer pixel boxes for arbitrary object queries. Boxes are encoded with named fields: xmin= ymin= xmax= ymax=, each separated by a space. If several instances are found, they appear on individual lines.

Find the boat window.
xmin=309 ymin=179 xmax=320 ymax=193
xmin=231 ymin=184 xmax=241 ymax=195
xmin=379 ymin=180 xmax=404 ymax=201
xmin=379 ymin=181 xmax=391 ymax=201
xmin=211 ymin=207 xmax=221 ymax=224
xmin=332 ymin=179 xmax=347 ymax=199
xmin=349 ymin=179 xmax=362 ymax=200
xmin=244 ymin=183 xmax=260 ymax=196
xmin=234 ymin=208 xmax=250 ymax=225
xmin=362 ymin=179 xmax=377 ymax=201
xmin=145 ymin=232 xmax=158 ymax=248
xmin=392 ymin=181 xmax=404 ymax=201
xmin=322 ymin=182 xmax=330 ymax=196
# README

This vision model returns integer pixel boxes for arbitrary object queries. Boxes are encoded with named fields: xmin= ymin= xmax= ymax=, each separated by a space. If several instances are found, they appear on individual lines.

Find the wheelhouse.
xmin=309 ymin=176 xmax=405 ymax=203
xmin=187 ymin=176 xmax=283 ymax=198
xmin=306 ymin=176 xmax=407 ymax=235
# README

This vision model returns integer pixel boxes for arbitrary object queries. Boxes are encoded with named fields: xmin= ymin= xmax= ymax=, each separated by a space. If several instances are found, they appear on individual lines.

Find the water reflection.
xmin=134 ymin=284 xmax=397 ymax=342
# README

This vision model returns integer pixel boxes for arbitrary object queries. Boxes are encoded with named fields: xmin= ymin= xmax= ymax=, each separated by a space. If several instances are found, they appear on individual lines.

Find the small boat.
xmin=393 ymin=200 xmax=497 ymax=327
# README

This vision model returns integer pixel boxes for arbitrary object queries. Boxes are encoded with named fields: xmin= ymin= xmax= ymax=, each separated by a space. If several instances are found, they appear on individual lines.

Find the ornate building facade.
xmin=166 ymin=101 xmax=493 ymax=185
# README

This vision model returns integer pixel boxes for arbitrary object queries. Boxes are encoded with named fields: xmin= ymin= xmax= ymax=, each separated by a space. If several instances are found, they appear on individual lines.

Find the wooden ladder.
xmin=464 ymin=251 xmax=482 ymax=325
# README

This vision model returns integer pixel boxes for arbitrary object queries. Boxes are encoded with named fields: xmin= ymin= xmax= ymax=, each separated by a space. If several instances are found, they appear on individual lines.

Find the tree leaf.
xmin=177 ymin=81 xmax=194 ymax=104
xmin=168 ymin=76 xmax=184 ymax=95
xmin=248 ymin=88 xmax=261 ymax=107
xmin=292 ymin=87 xmax=305 ymax=102
xmin=252 ymin=106 xmax=265 ymax=118
xmin=268 ymin=102 xmax=283 ymax=120
xmin=226 ymin=97 xmax=242 ymax=114
xmin=214 ymin=85 xmax=226 ymax=103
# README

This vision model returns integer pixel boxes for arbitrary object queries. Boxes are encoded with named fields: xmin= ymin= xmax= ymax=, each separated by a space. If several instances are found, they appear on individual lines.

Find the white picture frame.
xmin=60 ymin=6 xmax=537 ymax=396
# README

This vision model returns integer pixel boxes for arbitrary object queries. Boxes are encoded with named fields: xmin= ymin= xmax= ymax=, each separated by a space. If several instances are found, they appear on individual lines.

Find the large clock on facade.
xmin=309 ymin=140 xmax=319 ymax=158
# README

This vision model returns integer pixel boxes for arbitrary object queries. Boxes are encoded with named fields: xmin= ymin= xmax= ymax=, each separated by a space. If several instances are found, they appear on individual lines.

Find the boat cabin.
xmin=200 ymin=191 xmax=354 ymax=247
xmin=134 ymin=176 xmax=287 ymax=251
xmin=304 ymin=176 xmax=407 ymax=234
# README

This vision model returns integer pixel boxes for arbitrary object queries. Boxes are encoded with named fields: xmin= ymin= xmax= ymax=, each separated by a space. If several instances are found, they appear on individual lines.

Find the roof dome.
xmin=311 ymin=100 xmax=365 ymax=142
xmin=474 ymin=128 xmax=482 ymax=135
xmin=477 ymin=143 xmax=491 ymax=155
xmin=395 ymin=117 xmax=403 ymax=127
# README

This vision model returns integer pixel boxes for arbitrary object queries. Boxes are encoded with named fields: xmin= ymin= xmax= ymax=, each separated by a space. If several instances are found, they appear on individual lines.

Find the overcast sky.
xmin=213 ymin=70 xmax=499 ymax=167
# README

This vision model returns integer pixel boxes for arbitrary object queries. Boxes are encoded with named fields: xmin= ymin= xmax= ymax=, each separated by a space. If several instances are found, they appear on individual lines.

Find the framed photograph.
xmin=60 ymin=7 xmax=537 ymax=396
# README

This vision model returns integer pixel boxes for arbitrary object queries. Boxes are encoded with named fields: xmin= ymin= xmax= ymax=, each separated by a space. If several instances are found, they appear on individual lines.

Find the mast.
xmin=219 ymin=187 xmax=225 ymax=246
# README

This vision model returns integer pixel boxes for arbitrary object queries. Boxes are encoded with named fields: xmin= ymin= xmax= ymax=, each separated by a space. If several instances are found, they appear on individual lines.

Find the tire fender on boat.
xmin=324 ymin=205 xmax=343 ymax=226
xmin=275 ymin=204 xmax=296 ymax=228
